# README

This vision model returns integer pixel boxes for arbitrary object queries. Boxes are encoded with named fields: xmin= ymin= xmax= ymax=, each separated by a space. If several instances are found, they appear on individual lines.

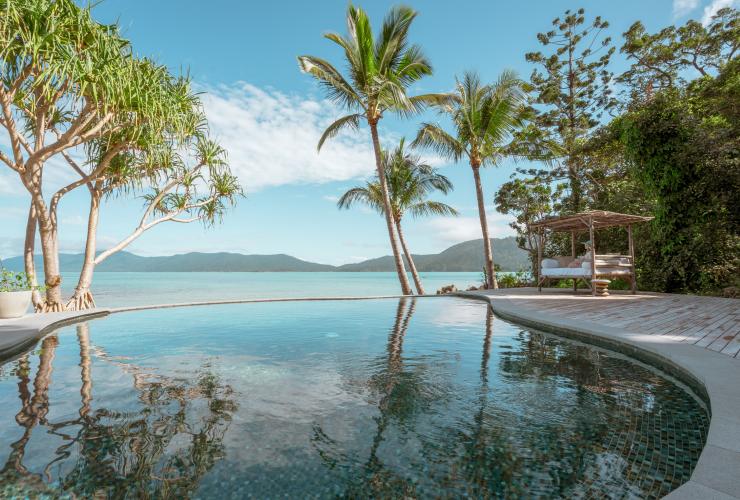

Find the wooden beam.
xmin=589 ymin=216 xmax=596 ymax=296
xmin=628 ymin=224 xmax=636 ymax=294
xmin=537 ymin=228 xmax=543 ymax=292
xmin=571 ymin=231 xmax=577 ymax=293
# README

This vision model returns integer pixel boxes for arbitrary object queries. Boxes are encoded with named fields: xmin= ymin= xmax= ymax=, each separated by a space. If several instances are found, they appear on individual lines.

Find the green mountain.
xmin=337 ymin=237 xmax=529 ymax=272
xmin=2 ymin=237 xmax=529 ymax=273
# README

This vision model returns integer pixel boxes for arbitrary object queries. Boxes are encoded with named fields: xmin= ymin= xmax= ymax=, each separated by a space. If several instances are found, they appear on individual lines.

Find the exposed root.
xmin=36 ymin=301 xmax=66 ymax=313
xmin=65 ymin=290 xmax=96 ymax=311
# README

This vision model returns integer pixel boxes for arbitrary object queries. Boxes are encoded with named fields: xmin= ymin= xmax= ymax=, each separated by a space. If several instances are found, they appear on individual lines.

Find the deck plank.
xmin=475 ymin=288 xmax=740 ymax=359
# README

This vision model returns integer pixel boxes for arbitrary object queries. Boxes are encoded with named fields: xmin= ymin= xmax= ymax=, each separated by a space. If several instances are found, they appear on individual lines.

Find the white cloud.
xmin=673 ymin=0 xmax=700 ymax=18
xmin=200 ymin=83 xmax=378 ymax=192
xmin=322 ymin=194 xmax=339 ymax=203
xmin=426 ymin=212 xmax=515 ymax=244
xmin=701 ymin=0 xmax=737 ymax=25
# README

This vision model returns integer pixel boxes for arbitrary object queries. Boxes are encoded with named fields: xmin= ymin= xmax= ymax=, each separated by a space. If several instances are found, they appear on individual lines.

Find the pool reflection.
xmin=0 ymin=298 xmax=708 ymax=498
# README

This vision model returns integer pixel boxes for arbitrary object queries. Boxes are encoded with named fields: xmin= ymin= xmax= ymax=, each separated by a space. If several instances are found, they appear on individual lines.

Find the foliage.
xmin=413 ymin=71 xmax=529 ymax=167
xmin=497 ymin=271 xmax=531 ymax=288
xmin=298 ymin=4 xmax=442 ymax=135
xmin=413 ymin=70 xmax=534 ymax=288
xmin=494 ymin=177 xmax=559 ymax=276
xmin=299 ymin=4 xmax=444 ymax=295
xmin=617 ymin=58 xmax=739 ymax=293
xmin=525 ymin=8 xmax=616 ymax=212
xmin=337 ymin=139 xmax=457 ymax=222
xmin=618 ymin=7 xmax=739 ymax=103
xmin=0 ymin=269 xmax=37 ymax=292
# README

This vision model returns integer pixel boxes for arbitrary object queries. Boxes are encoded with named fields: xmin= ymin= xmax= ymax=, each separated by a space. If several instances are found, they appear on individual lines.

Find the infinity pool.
xmin=0 ymin=298 xmax=708 ymax=498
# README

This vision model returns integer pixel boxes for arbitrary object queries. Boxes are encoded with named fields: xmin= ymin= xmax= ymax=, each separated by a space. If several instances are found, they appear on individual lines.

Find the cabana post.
xmin=529 ymin=210 xmax=653 ymax=295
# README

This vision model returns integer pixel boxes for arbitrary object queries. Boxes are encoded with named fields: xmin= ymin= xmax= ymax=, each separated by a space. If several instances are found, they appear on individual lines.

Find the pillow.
xmin=541 ymin=258 xmax=559 ymax=269
xmin=555 ymin=256 xmax=573 ymax=267
xmin=567 ymin=259 xmax=582 ymax=268
xmin=582 ymin=261 xmax=593 ymax=270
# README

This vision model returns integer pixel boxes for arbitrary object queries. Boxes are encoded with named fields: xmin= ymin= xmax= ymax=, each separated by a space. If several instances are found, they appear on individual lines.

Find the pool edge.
xmin=455 ymin=291 xmax=740 ymax=500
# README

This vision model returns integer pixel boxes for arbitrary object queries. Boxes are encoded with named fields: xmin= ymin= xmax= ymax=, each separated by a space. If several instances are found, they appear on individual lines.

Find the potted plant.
xmin=0 ymin=268 xmax=37 ymax=319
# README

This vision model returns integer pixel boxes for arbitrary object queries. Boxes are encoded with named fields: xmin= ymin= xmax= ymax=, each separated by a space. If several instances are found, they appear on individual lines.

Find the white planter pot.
xmin=0 ymin=290 xmax=33 ymax=319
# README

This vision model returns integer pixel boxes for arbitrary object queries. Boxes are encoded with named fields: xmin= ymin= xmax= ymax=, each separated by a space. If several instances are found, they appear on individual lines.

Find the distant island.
xmin=3 ymin=237 xmax=529 ymax=273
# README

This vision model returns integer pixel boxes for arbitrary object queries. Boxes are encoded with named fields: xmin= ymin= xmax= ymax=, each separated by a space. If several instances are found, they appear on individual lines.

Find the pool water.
xmin=0 ymin=298 xmax=708 ymax=498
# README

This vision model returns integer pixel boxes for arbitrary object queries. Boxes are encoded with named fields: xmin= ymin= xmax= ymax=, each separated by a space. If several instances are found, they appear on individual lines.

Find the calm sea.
xmin=58 ymin=272 xmax=483 ymax=308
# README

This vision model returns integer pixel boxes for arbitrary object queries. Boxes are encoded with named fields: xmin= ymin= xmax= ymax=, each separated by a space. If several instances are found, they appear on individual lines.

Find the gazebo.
xmin=529 ymin=210 xmax=654 ymax=296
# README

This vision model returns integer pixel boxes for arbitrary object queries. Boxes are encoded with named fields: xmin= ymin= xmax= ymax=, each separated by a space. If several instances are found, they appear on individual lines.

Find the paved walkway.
xmin=471 ymin=288 xmax=740 ymax=357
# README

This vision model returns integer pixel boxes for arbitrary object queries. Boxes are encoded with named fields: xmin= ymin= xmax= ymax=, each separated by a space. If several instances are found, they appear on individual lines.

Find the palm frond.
xmin=317 ymin=113 xmax=361 ymax=151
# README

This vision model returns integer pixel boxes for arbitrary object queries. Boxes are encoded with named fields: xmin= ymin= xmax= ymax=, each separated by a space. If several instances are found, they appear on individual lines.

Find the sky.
xmin=0 ymin=0 xmax=734 ymax=265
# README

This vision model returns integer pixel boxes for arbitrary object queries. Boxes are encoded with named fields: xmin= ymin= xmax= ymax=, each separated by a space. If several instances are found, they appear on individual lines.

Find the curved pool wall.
xmin=0 ymin=293 xmax=740 ymax=499
xmin=458 ymin=291 xmax=740 ymax=499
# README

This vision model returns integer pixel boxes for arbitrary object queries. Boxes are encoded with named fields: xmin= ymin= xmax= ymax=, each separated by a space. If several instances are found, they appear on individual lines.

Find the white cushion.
xmin=541 ymin=267 xmax=589 ymax=277
xmin=541 ymin=258 xmax=559 ymax=269
xmin=581 ymin=261 xmax=592 ymax=269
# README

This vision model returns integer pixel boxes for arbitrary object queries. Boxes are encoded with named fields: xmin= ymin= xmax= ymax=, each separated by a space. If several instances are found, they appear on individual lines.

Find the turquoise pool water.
xmin=0 ymin=298 xmax=708 ymax=498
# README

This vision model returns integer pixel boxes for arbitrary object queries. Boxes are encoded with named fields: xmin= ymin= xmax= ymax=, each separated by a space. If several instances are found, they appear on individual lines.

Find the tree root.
xmin=35 ymin=301 xmax=66 ymax=313
xmin=65 ymin=290 xmax=96 ymax=311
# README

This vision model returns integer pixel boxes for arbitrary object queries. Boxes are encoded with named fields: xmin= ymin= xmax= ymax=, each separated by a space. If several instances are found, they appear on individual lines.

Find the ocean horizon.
xmin=58 ymin=271 xmax=486 ymax=308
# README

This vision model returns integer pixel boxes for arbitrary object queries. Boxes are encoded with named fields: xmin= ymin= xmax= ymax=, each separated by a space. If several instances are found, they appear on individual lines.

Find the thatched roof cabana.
xmin=530 ymin=210 xmax=654 ymax=296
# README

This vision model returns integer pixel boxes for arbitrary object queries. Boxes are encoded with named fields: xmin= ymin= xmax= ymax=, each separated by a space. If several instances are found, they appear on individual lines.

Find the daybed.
xmin=530 ymin=211 xmax=654 ymax=296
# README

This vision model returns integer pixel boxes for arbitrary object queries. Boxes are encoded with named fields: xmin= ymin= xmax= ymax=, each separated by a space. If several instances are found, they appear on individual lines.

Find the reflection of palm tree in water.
xmin=312 ymin=298 xmax=426 ymax=495
xmin=365 ymin=297 xmax=415 ymax=472
xmin=2 ymin=323 xmax=237 ymax=498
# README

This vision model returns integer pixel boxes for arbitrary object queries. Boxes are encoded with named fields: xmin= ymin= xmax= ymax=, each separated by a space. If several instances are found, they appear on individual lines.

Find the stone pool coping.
xmin=0 ymin=292 xmax=737 ymax=498
xmin=457 ymin=290 xmax=740 ymax=500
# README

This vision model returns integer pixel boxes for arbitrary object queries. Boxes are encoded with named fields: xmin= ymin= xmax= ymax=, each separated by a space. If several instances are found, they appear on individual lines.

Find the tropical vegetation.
xmin=0 ymin=0 xmax=240 ymax=311
xmin=299 ymin=5 xmax=446 ymax=295
xmin=1 ymin=0 xmax=737 ymax=311
xmin=498 ymin=6 xmax=738 ymax=295
xmin=337 ymin=139 xmax=458 ymax=294
xmin=413 ymin=71 xmax=533 ymax=289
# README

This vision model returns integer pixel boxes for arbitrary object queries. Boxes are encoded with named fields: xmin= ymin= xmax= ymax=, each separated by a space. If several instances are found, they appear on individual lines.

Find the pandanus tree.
xmin=298 ymin=5 xmax=444 ymax=295
xmin=0 ymin=0 xmax=207 ymax=311
xmin=63 ymin=133 xmax=241 ymax=310
xmin=413 ymin=71 xmax=529 ymax=289
xmin=337 ymin=139 xmax=457 ymax=295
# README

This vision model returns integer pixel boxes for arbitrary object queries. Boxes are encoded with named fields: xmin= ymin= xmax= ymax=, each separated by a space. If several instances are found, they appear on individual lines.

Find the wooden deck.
xmin=475 ymin=288 xmax=740 ymax=358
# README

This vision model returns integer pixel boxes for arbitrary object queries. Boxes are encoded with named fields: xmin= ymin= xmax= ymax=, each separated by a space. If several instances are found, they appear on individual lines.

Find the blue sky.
xmin=0 ymin=0 xmax=732 ymax=264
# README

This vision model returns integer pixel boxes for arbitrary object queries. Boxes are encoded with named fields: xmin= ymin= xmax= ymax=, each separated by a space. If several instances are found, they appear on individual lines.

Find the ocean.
xmin=58 ymin=271 xmax=484 ymax=308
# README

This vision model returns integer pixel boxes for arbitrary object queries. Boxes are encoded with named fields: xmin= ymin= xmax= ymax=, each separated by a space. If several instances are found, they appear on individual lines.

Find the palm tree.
xmin=337 ymin=139 xmax=458 ymax=295
xmin=413 ymin=71 xmax=528 ymax=289
xmin=298 ymin=5 xmax=443 ymax=295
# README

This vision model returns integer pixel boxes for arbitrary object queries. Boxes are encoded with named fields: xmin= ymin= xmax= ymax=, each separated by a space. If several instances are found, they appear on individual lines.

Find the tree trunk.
xmin=24 ymin=202 xmax=42 ymax=307
xmin=67 ymin=192 xmax=100 ymax=311
xmin=368 ymin=121 xmax=412 ymax=295
xmin=33 ymin=196 xmax=64 ymax=312
xmin=471 ymin=164 xmax=498 ymax=289
xmin=395 ymin=219 xmax=425 ymax=295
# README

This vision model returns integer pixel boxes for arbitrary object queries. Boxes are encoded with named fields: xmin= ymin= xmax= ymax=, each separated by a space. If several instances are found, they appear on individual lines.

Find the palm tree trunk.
xmin=471 ymin=164 xmax=498 ymax=289
xmin=369 ymin=121 xmax=413 ymax=295
xmin=24 ymin=202 xmax=42 ymax=308
xmin=67 ymin=192 xmax=100 ymax=311
xmin=395 ymin=219 xmax=425 ymax=295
